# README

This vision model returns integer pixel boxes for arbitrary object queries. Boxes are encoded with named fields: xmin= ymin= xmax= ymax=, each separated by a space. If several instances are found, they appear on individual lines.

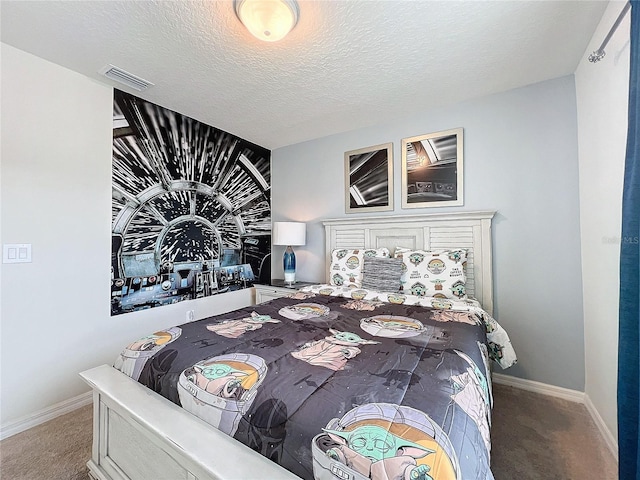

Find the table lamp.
xmin=273 ymin=222 xmax=306 ymax=285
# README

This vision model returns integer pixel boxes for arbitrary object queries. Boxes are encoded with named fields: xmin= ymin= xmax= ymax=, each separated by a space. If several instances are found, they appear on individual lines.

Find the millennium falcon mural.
xmin=110 ymin=90 xmax=271 ymax=316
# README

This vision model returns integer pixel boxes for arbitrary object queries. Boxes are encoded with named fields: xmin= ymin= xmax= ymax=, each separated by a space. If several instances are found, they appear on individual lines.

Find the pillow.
xmin=329 ymin=247 xmax=390 ymax=288
xmin=361 ymin=256 xmax=403 ymax=292
xmin=394 ymin=247 xmax=467 ymax=299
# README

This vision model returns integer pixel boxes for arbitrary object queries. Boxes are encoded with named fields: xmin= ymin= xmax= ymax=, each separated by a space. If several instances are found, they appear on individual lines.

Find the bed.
xmin=80 ymin=211 xmax=516 ymax=480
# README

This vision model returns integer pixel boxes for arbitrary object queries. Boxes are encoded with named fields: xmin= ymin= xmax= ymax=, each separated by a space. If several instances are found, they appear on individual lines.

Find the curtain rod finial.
xmin=588 ymin=49 xmax=606 ymax=63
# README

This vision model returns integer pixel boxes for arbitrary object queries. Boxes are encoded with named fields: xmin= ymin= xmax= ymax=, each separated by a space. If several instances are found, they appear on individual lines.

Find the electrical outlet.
xmin=186 ymin=310 xmax=195 ymax=322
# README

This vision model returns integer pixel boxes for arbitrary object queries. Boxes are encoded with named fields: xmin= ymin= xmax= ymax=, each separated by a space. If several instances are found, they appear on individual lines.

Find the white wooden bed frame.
xmin=80 ymin=211 xmax=495 ymax=480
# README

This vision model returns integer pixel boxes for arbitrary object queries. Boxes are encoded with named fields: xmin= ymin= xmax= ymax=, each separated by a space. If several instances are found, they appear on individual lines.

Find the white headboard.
xmin=323 ymin=211 xmax=496 ymax=315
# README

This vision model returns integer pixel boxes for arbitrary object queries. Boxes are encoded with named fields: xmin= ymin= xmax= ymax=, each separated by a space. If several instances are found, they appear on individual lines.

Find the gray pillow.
xmin=361 ymin=256 xmax=403 ymax=292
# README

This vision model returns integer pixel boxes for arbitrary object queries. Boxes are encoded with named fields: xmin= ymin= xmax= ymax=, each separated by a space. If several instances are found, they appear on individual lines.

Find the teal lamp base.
xmin=283 ymin=246 xmax=296 ymax=285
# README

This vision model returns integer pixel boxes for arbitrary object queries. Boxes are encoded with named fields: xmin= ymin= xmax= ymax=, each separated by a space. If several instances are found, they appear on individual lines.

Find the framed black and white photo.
xmin=401 ymin=128 xmax=463 ymax=209
xmin=345 ymin=142 xmax=393 ymax=213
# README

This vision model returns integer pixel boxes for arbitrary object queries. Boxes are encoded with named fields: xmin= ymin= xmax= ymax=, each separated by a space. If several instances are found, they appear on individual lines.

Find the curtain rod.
xmin=589 ymin=1 xmax=631 ymax=63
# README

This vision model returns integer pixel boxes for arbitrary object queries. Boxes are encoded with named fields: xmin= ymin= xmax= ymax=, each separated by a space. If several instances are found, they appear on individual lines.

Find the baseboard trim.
xmin=493 ymin=373 xmax=618 ymax=460
xmin=0 ymin=391 xmax=92 ymax=441
xmin=492 ymin=373 xmax=585 ymax=403
xmin=584 ymin=394 xmax=619 ymax=461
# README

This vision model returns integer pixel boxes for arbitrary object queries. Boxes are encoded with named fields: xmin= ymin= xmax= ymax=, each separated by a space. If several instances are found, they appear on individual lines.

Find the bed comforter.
xmin=114 ymin=285 xmax=516 ymax=480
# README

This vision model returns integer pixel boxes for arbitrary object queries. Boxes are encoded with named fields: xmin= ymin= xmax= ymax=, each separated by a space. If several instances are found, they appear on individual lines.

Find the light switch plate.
xmin=3 ymin=244 xmax=32 ymax=263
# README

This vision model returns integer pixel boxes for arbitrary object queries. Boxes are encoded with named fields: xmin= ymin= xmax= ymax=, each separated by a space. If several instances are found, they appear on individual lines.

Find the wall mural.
xmin=110 ymin=90 xmax=271 ymax=316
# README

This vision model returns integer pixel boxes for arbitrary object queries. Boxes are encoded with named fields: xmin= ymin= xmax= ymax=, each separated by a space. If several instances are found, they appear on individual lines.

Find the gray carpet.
xmin=491 ymin=384 xmax=617 ymax=480
xmin=0 ymin=384 xmax=617 ymax=479
xmin=0 ymin=404 xmax=92 ymax=480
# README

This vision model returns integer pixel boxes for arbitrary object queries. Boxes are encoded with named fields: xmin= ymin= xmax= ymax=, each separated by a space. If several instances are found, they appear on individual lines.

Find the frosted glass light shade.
xmin=234 ymin=0 xmax=299 ymax=42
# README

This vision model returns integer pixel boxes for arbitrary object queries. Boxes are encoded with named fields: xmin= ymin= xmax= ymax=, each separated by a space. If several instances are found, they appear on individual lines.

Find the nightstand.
xmin=254 ymin=280 xmax=317 ymax=304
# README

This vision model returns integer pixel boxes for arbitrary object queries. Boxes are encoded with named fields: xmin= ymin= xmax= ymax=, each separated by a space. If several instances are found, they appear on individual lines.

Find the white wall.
xmin=0 ymin=44 xmax=252 ymax=427
xmin=575 ymin=0 xmax=630 ymax=448
xmin=272 ymin=75 xmax=586 ymax=391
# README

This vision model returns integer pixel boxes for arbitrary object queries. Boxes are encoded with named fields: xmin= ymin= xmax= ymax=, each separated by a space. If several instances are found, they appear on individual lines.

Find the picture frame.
xmin=344 ymin=142 xmax=394 ymax=213
xmin=401 ymin=128 xmax=464 ymax=209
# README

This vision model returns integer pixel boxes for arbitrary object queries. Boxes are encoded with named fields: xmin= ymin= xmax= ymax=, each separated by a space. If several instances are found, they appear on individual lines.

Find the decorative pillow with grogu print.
xmin=394 ymin=247 xmax=468 ymax=299
xmin=329 ymin=247 xmax=390 ymax=288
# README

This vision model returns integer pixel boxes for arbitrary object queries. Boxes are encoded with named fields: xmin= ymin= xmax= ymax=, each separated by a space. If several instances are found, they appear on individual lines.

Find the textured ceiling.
xmin=0 ymin=0 xmax=608 ymax=150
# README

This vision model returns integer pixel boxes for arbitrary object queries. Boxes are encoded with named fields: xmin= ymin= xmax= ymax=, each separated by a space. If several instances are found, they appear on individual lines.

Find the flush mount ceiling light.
xmin=234 ymin=0 xmax=299 ymax=42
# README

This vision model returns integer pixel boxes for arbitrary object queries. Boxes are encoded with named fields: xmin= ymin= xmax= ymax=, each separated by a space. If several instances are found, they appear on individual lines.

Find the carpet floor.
xmin=0 ymin=383 xmax=617 ymax=479
xmin=491 ymin=384 xmax=617 ymax=480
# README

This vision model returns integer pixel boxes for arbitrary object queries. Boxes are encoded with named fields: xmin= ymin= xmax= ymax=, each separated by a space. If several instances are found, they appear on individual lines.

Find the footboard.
xmin=80 ymin=365 xmax=299 ymax=480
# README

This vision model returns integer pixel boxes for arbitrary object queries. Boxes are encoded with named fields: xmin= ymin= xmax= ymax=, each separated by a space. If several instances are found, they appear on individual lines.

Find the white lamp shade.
xmin=235 ymin=0 xmax=299 ymax=42
xmin=273 ymin=222 xmax=306 ymax=246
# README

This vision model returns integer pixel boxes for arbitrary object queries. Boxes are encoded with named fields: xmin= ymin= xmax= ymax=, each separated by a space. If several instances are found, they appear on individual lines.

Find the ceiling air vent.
xmin=99 ymin=65 xmax=154 ymax=91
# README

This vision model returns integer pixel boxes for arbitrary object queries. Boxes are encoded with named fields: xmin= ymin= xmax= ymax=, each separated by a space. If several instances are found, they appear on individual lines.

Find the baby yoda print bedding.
xmin=114 ymin=286 xmax=516 ymax=480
